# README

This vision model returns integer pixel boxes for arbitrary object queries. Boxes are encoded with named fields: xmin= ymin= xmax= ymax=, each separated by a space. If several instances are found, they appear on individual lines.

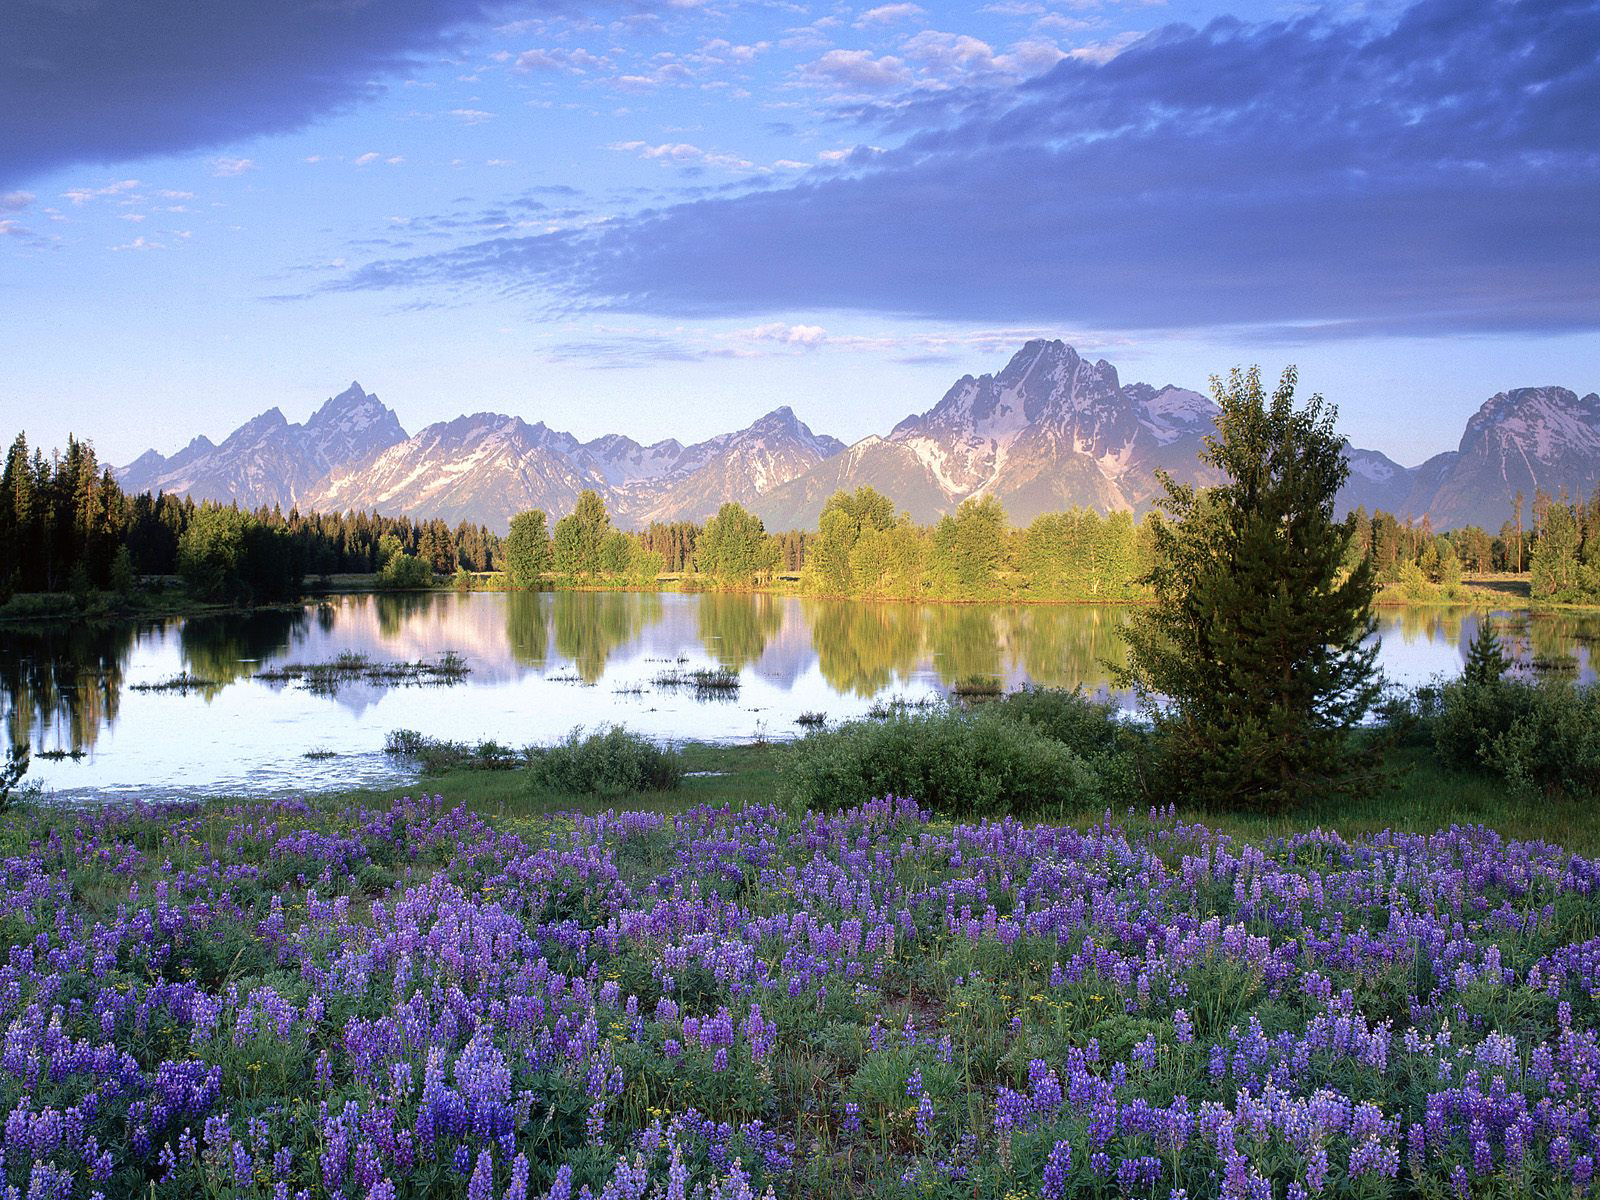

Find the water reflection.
xmin=1 ymin=593 xmax=1596 ymax=797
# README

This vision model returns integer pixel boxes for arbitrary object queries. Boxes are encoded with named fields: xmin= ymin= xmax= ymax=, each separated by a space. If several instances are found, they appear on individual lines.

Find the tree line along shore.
xmin=4 ymin=428 xmax=1600 ymax=623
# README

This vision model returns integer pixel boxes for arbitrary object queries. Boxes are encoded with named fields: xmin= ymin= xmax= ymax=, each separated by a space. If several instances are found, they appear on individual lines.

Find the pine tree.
xmin=1119 ymin=365 xmax=1381 ymax=813
xmin=1462 ymin=620 xmax=1510 ymax=687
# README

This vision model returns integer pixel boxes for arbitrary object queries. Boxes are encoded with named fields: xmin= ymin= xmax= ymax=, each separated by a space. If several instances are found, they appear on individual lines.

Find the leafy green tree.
xmin=848 ymin=517 xmax=923 ymax=599
xmin=177 ymin=506 xmax=252 ymax=601
xmin=802 ymin=487 xmax=895 ymax=596
xmin=377 ymin=548 xmax=433 ymax=589
xmin=552 ymin=490 xmax=611 ymax=577
xmin=696 ymin=502 xmax=777 ymax=586
xmin=503 ymin=510 xmax=552 ymax=590
xmin=1119 ymin=365 xmax=1381 ymax=813
xmin=599 ymin=529 xmax=636 ymax=577
xmin=1531 ymin=494 xmax=1581 ymax=600
xmin=928 ymin=495 xmax=1008 ymax=599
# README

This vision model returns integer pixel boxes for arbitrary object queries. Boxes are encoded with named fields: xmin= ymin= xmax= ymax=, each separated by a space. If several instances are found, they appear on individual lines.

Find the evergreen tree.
xmin=1462 ymin=620 xmax=1510 ymax=687
xmin=1119 ymin=365 xmax=1381 ymax=813
xmin=502 ymin=510 xmax=552 ymax=590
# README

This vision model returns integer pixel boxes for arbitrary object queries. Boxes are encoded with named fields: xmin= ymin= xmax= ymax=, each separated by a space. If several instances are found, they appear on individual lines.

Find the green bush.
xmin=531 ymin=726 xmax=685 ymax=796
xmin=780 ymin=704 xmax=1104 ymax=818
xmin=1432 ymin=677 xmax=1600 ymax=798
xmin=985 ymin=686 xmax=1127 ymax=758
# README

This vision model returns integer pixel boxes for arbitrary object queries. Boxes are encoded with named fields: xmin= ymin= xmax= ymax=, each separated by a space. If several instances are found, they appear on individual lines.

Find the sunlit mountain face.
xmin=117 ymin=343 xmax=1599 ymax=531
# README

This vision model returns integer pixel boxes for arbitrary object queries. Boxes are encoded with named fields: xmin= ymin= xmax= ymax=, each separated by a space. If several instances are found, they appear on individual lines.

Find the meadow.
xmin=4 ymin=744 xmax=1600 ymax=1199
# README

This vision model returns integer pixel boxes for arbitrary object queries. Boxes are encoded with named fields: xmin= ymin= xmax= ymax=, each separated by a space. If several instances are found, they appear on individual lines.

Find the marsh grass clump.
xmin=129 ymin=672 xmax=219 ymax=693
xmin=948 ymin=675 xmax=1002 ymax=700
xmin=258 ymin=651 xmax=469 ymax=694
xmin=384 ymin=729 xmax=528 ymax=772
xmin=652 ymin=666 xmax=741 ymax=698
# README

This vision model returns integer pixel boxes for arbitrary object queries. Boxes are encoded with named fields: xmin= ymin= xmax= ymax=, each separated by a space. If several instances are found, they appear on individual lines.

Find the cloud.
xmin=0 ymin=0 xmax=585 ymax=187
xmin=608 ymin=140 xmax=758 ymax=171
xmin=801 ymin=49 xmax=915 ymax=90
xmin=335 ymin=0 xmax=1600 ymax=339
xmin=448 ymin=108 xmax=496 ymax=123
xmin=211 ymin=156 xmax=255 ymax=176
xmin=1 ymin=191 xmax=34 ymax=211
xmin=514 ymin=47 xmax=612 ymax=73
xmin=856 ymin=4 xmax=926 ymax=27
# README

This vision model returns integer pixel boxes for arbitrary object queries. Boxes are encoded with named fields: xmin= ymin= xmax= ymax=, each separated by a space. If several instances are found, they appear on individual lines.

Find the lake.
xmin=4 ymin=591 xmax=1597 ymax=800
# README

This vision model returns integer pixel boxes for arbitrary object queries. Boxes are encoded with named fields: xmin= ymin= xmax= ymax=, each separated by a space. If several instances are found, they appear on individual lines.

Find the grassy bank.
xmin=318 ymin=735 xmax=1600 ymax=854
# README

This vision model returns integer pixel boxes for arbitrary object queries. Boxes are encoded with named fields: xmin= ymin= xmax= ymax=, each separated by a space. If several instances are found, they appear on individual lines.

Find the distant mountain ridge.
xmin=121 ymin=382 xmax=407 ymax=510
xmin=119 ymin=348 xmax=1598 ymax=532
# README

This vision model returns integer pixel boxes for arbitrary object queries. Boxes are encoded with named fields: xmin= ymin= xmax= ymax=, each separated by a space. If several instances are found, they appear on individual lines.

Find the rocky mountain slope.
xmin=297 ymin=406 xmax=843 ymax=530
xmin=119 ymin=352 xmax=1597 ymax=532
xmin=120 ymin=383 xmax=407 ymax=509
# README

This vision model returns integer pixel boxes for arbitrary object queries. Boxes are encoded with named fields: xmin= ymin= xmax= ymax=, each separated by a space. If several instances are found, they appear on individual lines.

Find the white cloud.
xmin=62 ymin=179 xmax=140 ymax=205
xmin=855 ymin=3 xmax=926 ymax=27
xmin=514 ymin=47 xmax=610 ymax=74
xmin=607 ymin=140 xmax=755 ymax=171
xmin=111 ymin=236 xmax=165 ymax=251
xmin=449 ymin=108 xmax=495 ymax=124
xmin=353 ymin=152 xmax=405 ymax=167
xmin=742 ymin=322 xmax=828 ymax=346
xmin=211 ymin=156 xmax=254 ymax=176
xmin=1 ymin=191 xmax=34 ymax=211
xmin=802 ymin=49 xmax=914 ymax=90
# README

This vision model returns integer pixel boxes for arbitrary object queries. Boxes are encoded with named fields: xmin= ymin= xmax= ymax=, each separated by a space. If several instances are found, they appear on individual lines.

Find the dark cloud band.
xmin=0 ymin=0 xmax=516 ymax=186
xmin=337 ymin=0 xmax=1600 ymax=338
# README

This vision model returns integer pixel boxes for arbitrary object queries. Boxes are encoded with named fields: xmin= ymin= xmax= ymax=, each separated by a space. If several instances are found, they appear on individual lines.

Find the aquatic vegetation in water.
xmin=129 ymin=673 xmax=221 ymax=694
xmin=255 ymin=651 xmax=470 ymax=694
xmin=4 ymin=796 xmax=1600 ymax=1198
xmin=651 ymin=666 xmax=742 ymax=698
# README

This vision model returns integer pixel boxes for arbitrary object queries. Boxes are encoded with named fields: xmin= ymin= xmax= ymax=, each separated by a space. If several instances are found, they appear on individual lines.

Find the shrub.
xmin=1432 ymin=677 xmax=1600 ymax=798
xmin=781 ymin=704 xmax=1103 ymax=818
xmin=986 ymin=686 xmax=1127 ymax=759
xmin=377 ymin=551 xmax=434 ymax=590
xmin=531 ymin=726 xmax=685 ymax=796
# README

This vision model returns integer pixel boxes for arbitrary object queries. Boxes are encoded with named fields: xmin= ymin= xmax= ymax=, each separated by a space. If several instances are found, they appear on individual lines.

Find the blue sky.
xmin=2 ymin=0 xmax=1596 ymax=468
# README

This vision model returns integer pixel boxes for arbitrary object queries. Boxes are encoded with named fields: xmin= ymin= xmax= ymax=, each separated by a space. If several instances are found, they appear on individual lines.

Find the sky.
xmin=2 ymin=0 xmax=1596 ymax=469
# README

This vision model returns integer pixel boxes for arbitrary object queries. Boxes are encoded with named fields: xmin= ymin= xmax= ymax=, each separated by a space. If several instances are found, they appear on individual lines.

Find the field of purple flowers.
xmin=3 ymin=793 xmax=1600 ymax=1199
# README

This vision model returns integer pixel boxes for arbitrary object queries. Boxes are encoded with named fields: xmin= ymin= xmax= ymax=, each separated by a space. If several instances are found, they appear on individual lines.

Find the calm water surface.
xmin=3 ymin=591 xmax=1596 ymax=800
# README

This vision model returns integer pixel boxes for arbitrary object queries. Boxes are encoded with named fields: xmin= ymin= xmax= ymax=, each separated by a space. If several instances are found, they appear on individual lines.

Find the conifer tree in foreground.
xmin=1120 ymin=365 xmax=1380 ymax=813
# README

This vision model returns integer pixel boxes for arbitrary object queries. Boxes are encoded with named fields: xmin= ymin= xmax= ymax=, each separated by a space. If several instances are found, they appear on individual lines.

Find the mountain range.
xmin=119 ymin=344 xmax=1599 ymax=532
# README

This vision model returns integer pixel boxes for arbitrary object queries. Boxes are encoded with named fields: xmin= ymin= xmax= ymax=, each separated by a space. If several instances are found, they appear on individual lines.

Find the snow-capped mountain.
xmin=297 ymin=406 xmax=844 ymax=530
xmin=755 ymin=340 xmax=1225 ymax=527
xmin=120 ymin=383 xmax=407 ymax=509
xmin=1406 ymin=387 xmax=1600 ymax=530
xmin=118 ymin=354 xmax=1598 ymax=533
